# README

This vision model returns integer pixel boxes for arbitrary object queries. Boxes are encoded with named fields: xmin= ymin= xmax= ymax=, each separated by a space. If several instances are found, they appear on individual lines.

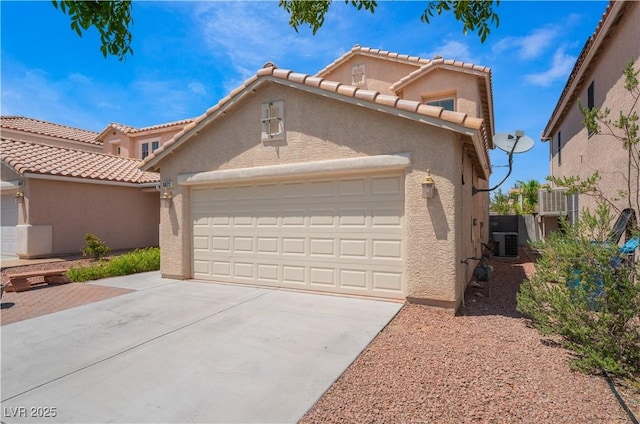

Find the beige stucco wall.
xmin=320 ymin=55 xmax=420 ymax=95
xmin=1 ymin=129 xmax=102 ymax=153
xmin=156 ymin=82 xmax=489 ymax=309
xmin=401 ymin=69 xmax=483 ymax=119
xmin=549 ymin=2 xmax=640 ymax=215
xmin=22 ymin=178 xmax=159 ymax=256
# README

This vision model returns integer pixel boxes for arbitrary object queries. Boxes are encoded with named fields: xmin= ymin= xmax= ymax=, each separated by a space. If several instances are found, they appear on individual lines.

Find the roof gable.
xmin=1 ymin=138 xmax=159 ymax=185
xmin=96 ymin=118 xmax=195 ymax=140
xmin=142 ymin=64 xmax=493 ymax=179
xmin=315 ymin=45 xmax=430 ymax=78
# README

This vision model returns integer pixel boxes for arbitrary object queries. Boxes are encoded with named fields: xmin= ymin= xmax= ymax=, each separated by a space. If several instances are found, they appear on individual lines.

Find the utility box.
xmin=493 ymin=232 xmax=518 ymax=257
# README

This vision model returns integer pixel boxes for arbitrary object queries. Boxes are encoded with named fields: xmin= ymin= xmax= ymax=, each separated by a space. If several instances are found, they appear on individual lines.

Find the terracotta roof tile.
xmin=99 ymin=118 xmax=194 ymax=138
xmin=1 ymin=116 xmax=100 ymax=145
xmin=143 ymin=62 xmax=491 ymax=172
xmin=1 ymin=138 xmax=158 ymax=184
xmin=316 ymin=45 xmax=431 ymax=77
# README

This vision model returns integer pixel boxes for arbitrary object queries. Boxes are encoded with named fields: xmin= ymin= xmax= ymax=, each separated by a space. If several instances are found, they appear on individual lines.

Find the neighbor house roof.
xmin=0 ymin=116 xmax=101 ymax=146
xmin=96 ymin=118 xmax=195 ymax=140
xmin=141 ymin=65 xmax=492 ymax=178
xmin=543 ymin=1 xmax=630 ymax=138
xmin=1 ymin=138 xmax=159 ymax=185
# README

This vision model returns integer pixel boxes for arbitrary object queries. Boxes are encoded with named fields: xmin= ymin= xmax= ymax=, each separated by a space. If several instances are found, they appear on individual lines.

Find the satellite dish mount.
xmin=473 ymin=130 xmax=534 ymax=195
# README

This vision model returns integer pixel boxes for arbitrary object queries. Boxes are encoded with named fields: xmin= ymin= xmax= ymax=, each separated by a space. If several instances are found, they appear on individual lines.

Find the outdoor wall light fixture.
xmin=14 ymin=191 xmax=24 ymax=203
xmin=422 ymin=170 xmax=436 ymax=199
xmin=160 ymin=189 xmax=172 ymax=208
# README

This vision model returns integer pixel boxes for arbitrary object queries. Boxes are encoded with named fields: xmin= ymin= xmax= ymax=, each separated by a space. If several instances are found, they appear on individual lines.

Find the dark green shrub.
xmin=82 ymin=233 xmax=111 ymax=261
xmin=517 ymin=204 xmax=640 ymax=378
xmin=68 ymin=247 xmax=160 ymax=282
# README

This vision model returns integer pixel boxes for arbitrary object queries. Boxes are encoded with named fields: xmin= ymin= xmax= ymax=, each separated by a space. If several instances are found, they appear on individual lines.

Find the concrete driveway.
xmin=1 ymin=272 xmax=402 ymax=423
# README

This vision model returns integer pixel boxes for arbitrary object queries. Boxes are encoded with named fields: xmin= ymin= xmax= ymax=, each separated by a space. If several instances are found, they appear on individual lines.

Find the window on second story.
xmin=557 ymin=131 xmax=562 ymax=166
xmin=587 ymin=81 xmax=595 ymax=136
xmin=426 ymin=98 xmax=455 ymax=111
xmin=351 ymin=64 xmax=365 ymax=85
xmin=261 ymin=101 xmax=285 ymax=141
xmin=141 ymin=143 xmax=150 ymax=159
xmin=141 ymin=140 xmax=160 ymax=159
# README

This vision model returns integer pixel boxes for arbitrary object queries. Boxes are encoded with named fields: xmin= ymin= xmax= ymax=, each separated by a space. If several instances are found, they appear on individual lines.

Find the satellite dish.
xmin=493 ymin=131 xmax=534 ymax=154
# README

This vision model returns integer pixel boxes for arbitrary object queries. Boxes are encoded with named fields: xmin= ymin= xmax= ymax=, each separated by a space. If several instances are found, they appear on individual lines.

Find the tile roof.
xmin=315 ymin=45 xmax=431 ymax=77
xmin=98 ymin=118 xmax=195 ymax=139
xmin=1 ymin=116 xmax=101 ymax=145
xmin=1 ymin=138 xmax=159 ymax=184
xmin=142 ymin=64 xmax=491 ymax=175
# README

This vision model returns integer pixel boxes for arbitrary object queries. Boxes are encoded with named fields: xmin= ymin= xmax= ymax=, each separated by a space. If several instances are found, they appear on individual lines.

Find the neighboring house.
xmin=96 ymin=118 xmax=194 ymax=160
xmin=0 ymin=138 xmax=160 ymax=258
xmin=1 ymin=116 xmax=102 ymax=153
xmin=1 ymin=116 xmax=194 ymax=259
xmin=141 ymin=46 xmax=495 ymax=310
xmin=540 ymin=1 xmax=640 ymax=237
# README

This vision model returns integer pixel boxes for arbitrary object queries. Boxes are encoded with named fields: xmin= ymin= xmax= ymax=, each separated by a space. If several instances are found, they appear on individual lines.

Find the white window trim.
xmin=140 ymin=138 xmax=161 ymax=159
xmin=425 ymin=97 xmax=456 ymax=111
xmin=261 ymin=100 xmax=285 ymax=141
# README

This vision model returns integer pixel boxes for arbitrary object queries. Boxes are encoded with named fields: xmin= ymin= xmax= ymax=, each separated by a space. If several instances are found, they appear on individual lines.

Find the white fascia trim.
xmin=23 ymin=172 xmax=159 ymax=189
xmin=178 ymin=152 xmax=411 ymax=186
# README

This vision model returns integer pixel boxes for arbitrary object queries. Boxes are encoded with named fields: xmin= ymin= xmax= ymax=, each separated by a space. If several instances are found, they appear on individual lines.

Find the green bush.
xmin=68 ymin=247 xmax=160 ymax=282
xmin=517 ymin=204 xmax=640 ymax=378
xmin=82 ymin=233 xmax=111 ymax=261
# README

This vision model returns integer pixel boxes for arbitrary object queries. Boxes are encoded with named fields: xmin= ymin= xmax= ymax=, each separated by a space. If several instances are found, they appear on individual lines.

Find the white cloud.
xmin=188 ymin=81 xmax=207 ymax=96
xmin=524 ymin=47 xmax=576 ymax=87
xmin=424 ymin=40 xmax=479 ymax=63
xmin=493 ymin=26 xmax=559 ymax=60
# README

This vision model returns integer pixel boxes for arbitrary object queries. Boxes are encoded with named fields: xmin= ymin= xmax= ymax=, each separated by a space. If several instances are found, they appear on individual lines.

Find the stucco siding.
xmin=320 ymin=56 xmax=420 ymax=95
xmin=401 ymin=69 xmax=482 ymax=118
xmin=550 ymin=2 xmax=640 ymax=214
xmin=25 ymin=179 xmax=159 ymax=255
xmin=157 ymin=82 xmax=487 ymax=306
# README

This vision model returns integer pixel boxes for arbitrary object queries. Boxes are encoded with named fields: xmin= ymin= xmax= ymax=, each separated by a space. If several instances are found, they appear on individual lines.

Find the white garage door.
xmin=1 ymin=194 xmax=18 ymax=258
xmin=192 ymin=172 xmax=405 ymax=299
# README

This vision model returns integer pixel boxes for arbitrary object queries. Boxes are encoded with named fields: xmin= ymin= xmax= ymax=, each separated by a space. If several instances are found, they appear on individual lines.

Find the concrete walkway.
xmin=1 ymin=272 xmax=402 ymax=423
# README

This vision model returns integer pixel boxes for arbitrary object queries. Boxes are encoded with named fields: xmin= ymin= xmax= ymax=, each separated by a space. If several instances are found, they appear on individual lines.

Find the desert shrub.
xmin=517 ymin=204 xmax=640 ymax=378
xmin=68 ymin=247 xmax=160 ymax=282
xmin=82 ymin=233 xmax=111 ymax=261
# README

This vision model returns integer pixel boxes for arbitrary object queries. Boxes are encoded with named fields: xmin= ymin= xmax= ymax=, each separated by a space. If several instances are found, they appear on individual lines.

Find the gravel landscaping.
xmin=301 ymin=249 xmax=640 ymax=424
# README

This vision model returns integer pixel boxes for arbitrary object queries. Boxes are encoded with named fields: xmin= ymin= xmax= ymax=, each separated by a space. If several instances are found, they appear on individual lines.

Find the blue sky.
xmin=1 ymin=1 xmax=608 ymax=192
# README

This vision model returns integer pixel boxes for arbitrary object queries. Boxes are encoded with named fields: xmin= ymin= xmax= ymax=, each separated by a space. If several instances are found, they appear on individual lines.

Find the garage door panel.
xmin=192 ymin=172 xmax=405 ymax=299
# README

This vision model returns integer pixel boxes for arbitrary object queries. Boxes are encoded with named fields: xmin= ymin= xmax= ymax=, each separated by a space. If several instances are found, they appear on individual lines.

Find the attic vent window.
xmin=261 ymin=100 xmax=285 ymax=141
xmin=351 ymin=64 xmax=365 ymax=85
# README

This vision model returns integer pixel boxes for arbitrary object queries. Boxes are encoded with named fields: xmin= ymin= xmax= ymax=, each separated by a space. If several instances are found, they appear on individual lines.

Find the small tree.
xmin=518 ymin=61 xmax=640 ymax=379
xmin=516 ymin=179 xmax=541 ymax=214
xmin=517 ymin=204 xmax=640 ymax=377
xmin=490 ymin=188 xmax=511 ymax=214
xmin=82 ymin=233 xmax=111 ymax=261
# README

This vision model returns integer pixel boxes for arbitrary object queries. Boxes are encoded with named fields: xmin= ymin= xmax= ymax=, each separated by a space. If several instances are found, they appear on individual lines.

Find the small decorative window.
xmin=426 ymin=98 xmax=455 ymax=111
xmin=261 ymin=100 xmax=285 ymax=141
xmin=152 ymin=141 xmax=160 ymax=152
xmin=351 ymin=64 xmax=365 ymax=85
